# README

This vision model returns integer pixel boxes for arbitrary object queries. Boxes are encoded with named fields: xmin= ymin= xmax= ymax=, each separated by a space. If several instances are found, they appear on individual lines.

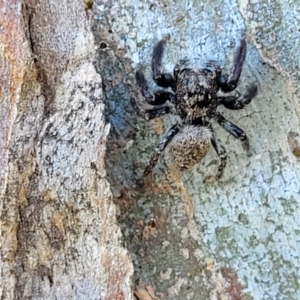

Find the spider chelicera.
xmin=131 ymin=34 xmax=257 ymax=182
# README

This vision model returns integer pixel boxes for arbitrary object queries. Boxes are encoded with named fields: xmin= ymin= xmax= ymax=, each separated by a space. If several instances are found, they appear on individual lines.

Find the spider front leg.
xmin=218 ymin=84 xmax=258 ymax=110
xmin=135 ymin=70 xmax=176 ymax=105
xmin=214 ymin=112 xmax=250 ymax=151
xmin=152 ymin=34 xmax=176 ymax=89
xmin=219 ymin=36 xmax=247 ymax=92
xmin=131 ymin=71 xmax=176 ymax=120
xmin=144 ymin=123 xmax=181 ymax=177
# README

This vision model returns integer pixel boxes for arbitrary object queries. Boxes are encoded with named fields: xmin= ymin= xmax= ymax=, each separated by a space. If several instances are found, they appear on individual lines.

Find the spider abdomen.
xmin=169 ymin=125 xmax=212 ymax=170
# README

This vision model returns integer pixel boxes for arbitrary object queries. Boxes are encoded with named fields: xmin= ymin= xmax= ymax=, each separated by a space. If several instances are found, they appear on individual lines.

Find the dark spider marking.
xmin=131 ymin=34 xmax=258 ymax=183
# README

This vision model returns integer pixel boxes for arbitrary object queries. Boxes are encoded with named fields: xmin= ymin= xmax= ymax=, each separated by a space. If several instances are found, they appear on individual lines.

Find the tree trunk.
xmin=2 ymin=0 xmax=300 ymax=299
xmin=0 ymin=1 xmax=133 ymax=299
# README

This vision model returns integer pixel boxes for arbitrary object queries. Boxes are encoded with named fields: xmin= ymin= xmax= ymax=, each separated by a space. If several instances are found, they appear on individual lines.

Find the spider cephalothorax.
xmin=131 ymin=34 xmax=257 ymax=182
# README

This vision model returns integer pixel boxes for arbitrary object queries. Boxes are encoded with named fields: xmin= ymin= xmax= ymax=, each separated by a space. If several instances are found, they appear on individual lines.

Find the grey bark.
xmin=2 ymin=0 xmax=300 ymax=299
xmin=0 ymin=0 xmax=133 ymax=299
xmin=94 ymin=0 xmax=300 ymax=299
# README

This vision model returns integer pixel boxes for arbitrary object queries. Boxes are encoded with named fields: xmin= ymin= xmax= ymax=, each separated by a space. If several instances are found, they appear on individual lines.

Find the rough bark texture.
xmin=93 ymin=0 xmax=300 ymax=299
xmin=2 ymin=0 xmax=300 ymax=299
xmin=0 ymin=0 xmax=133 ymax=299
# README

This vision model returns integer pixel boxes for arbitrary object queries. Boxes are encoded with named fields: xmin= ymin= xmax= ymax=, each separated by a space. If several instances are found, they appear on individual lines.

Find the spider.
xmin=131 ymin=34 xmax=257 ymax=182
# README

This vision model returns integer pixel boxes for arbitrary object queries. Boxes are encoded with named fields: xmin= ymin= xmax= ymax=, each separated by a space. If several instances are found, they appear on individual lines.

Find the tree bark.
xmin=95 ymin=0 xmax=300 ymax=299
xmin=0 ymin=1 xmax=133 ymax=299
xmin=2 ymin=0 xmax=300 ymax=299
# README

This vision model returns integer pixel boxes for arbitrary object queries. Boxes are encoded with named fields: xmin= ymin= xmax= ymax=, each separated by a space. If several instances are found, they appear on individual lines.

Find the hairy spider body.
xmin=170 ymin=125 xmax=212 ymax=170
xmin=131 ymin=34 xmax=257 ymax=182
xmin=175 ymin=65 xmax=220 ymax=120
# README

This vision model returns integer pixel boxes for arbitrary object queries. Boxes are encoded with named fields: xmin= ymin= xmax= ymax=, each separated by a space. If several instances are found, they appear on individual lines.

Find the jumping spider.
xmin=131 ymin=34 xmax=257 ymax=182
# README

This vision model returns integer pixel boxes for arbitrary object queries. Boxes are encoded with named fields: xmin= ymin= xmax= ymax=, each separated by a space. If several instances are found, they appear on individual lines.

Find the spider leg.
xmin=210 ymin=132 xmax=227 ymax=180
xmin=135 ymin=70 xmax=176 ymax=105
xmin=218 ymin=84 xmax=257 ymax=110
xmin=214 ymin=112 xmax=249 ymax=151
xmin=143 ymin=123 xmax=181 ymax=176
xmin=152 ymin=35 xmax=176 ymax=89
xmin=219 ymin=37 xmax=247 ymax=92
xmin=131 ymin=97 xmax=174 ymax=120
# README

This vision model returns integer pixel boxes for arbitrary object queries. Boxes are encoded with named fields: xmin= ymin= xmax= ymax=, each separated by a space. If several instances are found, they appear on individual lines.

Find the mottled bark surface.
xmin=2 ymin=0 xmax=300 ymax=299
xmin=0 ymin=0 xmax=133 ymax=299
xmin=93 ymin=0 xmax=300 ymax=299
